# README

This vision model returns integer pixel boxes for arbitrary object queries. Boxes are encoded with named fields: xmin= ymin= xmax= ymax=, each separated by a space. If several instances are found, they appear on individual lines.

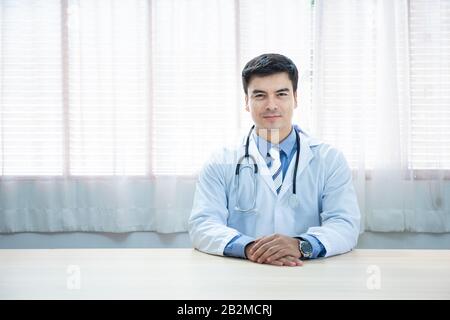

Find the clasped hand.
xmin=245 ymin=233 xmax=303 ymax=267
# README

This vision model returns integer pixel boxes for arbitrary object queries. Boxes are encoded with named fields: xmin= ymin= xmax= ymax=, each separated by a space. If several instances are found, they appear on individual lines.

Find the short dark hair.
xmin=241 ymin=53 xmax=299 ymax=95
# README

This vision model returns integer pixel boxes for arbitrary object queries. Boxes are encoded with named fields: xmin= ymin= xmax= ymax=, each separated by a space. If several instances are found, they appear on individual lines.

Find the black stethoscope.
xmin=234 ymin=125 xmax=301 ymax=212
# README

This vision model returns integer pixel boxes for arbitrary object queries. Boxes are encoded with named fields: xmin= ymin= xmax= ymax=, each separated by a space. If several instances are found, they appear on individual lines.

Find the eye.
xmin=254 ymin=94 xmax=265 ymax=99
xmin=278 ymin=92 xmax=288 ymax=97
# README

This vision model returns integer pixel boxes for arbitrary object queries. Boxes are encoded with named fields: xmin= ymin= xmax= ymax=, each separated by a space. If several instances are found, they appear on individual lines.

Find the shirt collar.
xmin=252 ymin=126 xmax=297 ymax=158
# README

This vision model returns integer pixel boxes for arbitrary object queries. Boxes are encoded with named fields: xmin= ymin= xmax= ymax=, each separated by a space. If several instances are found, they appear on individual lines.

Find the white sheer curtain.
xmin=313 ymin=0 xmax=450 ymax=233
xmin=1 ymin=0 xmax=449 ymax=234
xmin=0 ymin=0 xmax=312 ymax=232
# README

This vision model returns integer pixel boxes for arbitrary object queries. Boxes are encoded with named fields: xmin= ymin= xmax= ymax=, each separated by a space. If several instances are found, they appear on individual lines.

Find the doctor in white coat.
xmin=189 ymin=53 xmax=360 ymax=266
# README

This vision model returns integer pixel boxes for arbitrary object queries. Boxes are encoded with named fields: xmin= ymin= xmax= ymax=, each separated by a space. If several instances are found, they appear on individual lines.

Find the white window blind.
xmin=314 ymin=0 xmax=450 ymax=170
xmin=1 ymin=0 xmax=449 ymax=177
xmin=312 ymin=0 xmax=377 ymax=169
xmin=409 ymin=0 xmax=450 ymax=169
xmin=152 ymin=0 xmax=238 ymax=176
xmin=239 ymin=0 xmax=313 ymax=133
xmin=152 ymin=0 xmax=312 ymax=175
xmin=68 ymin=0 xmax=150 ymax=176
xmin=0 ymin=0 xmax=63 ymax=175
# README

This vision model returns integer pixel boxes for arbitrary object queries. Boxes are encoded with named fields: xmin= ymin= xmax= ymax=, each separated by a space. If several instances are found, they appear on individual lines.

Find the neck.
xmin=255 ymin=126 xmax=292 ymax=144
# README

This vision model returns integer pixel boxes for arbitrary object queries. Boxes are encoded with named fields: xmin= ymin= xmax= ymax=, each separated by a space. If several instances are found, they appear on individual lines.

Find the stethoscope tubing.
xmin=237 ymin=125 xmax=300 ymax=195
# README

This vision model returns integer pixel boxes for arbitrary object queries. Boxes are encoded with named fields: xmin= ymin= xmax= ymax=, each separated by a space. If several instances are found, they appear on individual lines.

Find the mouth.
xmin=262 ymin=115 xmax=282 ymax=119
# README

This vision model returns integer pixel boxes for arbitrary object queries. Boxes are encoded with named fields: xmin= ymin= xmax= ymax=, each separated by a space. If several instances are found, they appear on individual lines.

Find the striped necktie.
xmin=268 ymin=146 xmax=282 ymax=194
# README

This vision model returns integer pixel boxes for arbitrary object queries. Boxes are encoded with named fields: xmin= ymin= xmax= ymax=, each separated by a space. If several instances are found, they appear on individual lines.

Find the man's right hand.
xmin=245 ymin=242 xmax=303 ymax=267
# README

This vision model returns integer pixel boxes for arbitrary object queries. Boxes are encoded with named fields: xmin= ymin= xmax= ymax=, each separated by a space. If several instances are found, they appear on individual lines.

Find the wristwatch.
xmin=298 ymin=239 xmax=313 ymax=259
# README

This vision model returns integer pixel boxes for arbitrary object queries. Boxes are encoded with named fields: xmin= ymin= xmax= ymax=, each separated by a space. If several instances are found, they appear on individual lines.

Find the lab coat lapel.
xmin=278 ymin=150 xmax=297 ymax=199
xmin=248 ymin=135 xmax=278 ymax=196
xmin=278 ymin=130 xmax=317 ymax=199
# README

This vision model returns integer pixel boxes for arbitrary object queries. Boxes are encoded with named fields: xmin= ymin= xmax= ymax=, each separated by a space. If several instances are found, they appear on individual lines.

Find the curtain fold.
xmin=0 ymin=177 xmax=196 ymax=233
xmin=0 ymin=0 xmax=312 ymax=233
xmin=1 ymin=0 xmax=449 ymax=233
xmin=314 ymin=0 xmax=450 ymax=233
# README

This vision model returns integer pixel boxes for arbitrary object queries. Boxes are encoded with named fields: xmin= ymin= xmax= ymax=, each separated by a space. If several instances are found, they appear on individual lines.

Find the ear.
xmin=293 ymin=91 xmax=298 ymax=109
xmin=245 ymin=95 xmax=249 ymax=112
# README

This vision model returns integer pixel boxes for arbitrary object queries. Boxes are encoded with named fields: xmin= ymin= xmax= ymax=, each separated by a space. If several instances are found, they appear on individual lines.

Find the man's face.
xmin=245 ymin=72 xmax=297 ymax=140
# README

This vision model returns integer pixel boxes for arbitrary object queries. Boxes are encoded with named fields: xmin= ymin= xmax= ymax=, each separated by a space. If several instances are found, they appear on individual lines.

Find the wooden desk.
xmin=0 ymin=249 xmax=449 ymax=299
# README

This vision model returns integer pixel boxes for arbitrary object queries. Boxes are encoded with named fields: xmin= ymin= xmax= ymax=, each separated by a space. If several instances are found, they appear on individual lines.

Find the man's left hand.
xmin=247 ymin=233 xmax=302 ymax=264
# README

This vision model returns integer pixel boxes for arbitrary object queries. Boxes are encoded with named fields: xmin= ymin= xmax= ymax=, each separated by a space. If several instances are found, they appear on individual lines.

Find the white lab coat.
xmin=188 ymin=126 xmax=361 ymax=258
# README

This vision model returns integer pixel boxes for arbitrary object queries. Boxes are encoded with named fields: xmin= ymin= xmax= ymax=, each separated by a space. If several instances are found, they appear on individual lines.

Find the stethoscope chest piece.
xmin=235 ymin=125 xmax=302 ymax=212
xmin=288 ymin=194 xmax=300 ymax=208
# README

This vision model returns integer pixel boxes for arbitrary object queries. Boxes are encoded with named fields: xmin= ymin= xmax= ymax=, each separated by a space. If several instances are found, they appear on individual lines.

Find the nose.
xmin=265 ymin=95 xmax=278 ymax=110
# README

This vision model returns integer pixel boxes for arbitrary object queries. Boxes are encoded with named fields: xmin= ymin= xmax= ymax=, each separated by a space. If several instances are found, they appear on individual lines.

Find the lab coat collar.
xmin=244 ymin=124 xmax=322 ymax=197
xmin=252 ymin=126 xmax=297 ymax=161
xmin=247 ymin=134 xmax=279 ymax=195
xmin=278 ymin=125 xmax=321 ymax=198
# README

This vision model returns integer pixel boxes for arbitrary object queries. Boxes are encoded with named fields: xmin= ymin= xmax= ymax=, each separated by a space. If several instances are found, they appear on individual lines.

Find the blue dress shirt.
xmin=224 ymin=126 xmax=326 ymax=259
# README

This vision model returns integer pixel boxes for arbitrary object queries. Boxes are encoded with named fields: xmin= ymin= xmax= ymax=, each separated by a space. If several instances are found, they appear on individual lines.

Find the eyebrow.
xmin=251 ymin=88 xmax=290 ymax=95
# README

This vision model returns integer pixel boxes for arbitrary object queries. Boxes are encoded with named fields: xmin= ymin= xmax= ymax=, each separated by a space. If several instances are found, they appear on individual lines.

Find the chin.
xmin=261 ymin=122 xmax=283 ymax=130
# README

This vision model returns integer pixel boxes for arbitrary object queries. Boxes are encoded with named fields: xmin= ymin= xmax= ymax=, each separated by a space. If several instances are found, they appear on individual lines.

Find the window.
xmin=408 ymin=0 xmax=450 ymax=169
xmin=1 ymin=0 xmax=449 ymax=177
xmin=1 ymin=0 xmax=63 ymax=175
xmin=313 ymin=0 xmax=450 ymax=171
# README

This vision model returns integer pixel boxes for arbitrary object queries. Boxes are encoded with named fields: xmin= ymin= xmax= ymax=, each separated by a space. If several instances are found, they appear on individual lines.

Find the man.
xmin=189 ymin=53 xmax=360 ymax=266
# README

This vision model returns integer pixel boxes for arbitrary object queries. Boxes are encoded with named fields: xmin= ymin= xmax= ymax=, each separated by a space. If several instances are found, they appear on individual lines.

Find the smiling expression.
xmin=245 ymin=72 xmax=298 ymax=143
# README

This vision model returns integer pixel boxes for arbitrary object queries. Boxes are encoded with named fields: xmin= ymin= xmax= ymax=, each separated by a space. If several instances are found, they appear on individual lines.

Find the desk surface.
xmin=0 ymin=248 xmax=449 ymax=299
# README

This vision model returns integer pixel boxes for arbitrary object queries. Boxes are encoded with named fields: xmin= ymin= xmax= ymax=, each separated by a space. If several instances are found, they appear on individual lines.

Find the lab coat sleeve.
xmin=306 ymin=148 xmax=361 ymax=257
xmin=188 ymin=151 xmax=242 ymax=256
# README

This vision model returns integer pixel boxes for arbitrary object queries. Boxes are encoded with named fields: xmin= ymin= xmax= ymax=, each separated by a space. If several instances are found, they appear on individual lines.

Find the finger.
xmin=266 ymin=259 xmax=284 ymax=266
xmin=257 ymin=245 xmax=282 ymax=264
xmin=252 ymin=238 xmax=278 ymax=262
xmin=285 ymin=258 xmax=303 ymax=267
xmin=284 ymin=255 xmax=304 ymax=266
xmin=266 ymin=244 xmax=301 ymax=263
xmin=250 ymin=234 xmax=276 ymax=254
xmin=247 ymin=245 xmax=259 ymax=262
xmin=265 ymin=248 xmax=290 ymax=263
xmin=276 ymin=257 xmax=297 ymax=267
xmin=255 ymin=237 xmax=295 ymax=262
xmin=249 ymin=239 xmax=261 ymax=252
xmin=247 ymin=252 xmax=256 ymax=262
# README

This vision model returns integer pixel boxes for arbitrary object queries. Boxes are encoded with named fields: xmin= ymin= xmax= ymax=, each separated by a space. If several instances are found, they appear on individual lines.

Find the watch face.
xmin=301 ymin=240 xmax=313 ymax=257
